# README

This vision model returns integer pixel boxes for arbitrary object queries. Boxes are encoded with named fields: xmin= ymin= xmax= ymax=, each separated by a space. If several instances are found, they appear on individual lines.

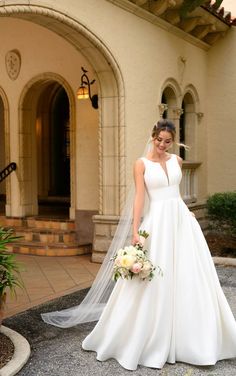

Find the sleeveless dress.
xmin=82 ymin=154 xmax=236 ymax=370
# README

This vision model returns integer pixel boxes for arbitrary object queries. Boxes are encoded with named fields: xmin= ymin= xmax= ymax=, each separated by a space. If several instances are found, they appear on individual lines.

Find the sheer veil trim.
xmin=41 ymin=138 xmax=152 ymax=328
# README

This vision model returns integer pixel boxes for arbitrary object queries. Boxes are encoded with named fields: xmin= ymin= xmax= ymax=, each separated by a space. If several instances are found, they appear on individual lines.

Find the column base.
xmin=92 ymin=214 xmax=120 ymax=263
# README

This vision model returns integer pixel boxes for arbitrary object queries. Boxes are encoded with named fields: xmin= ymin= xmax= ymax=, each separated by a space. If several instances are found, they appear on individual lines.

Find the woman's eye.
xmin=157 ymin=138 xmax=171 ymax=143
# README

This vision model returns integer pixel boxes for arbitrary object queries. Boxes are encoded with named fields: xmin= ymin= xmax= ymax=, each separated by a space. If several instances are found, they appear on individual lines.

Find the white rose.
xmin=124 ymin=246 xmax=137 ymax=256
xmin=120 ymin=255 xmax=136 ymax=269
xmin=143 ymin=261 xmax=152 ymax=269
xmin=140 ymin=269 xmax=151 ymax=279
xmin=136 ymin=250 xmax=145 ymax=258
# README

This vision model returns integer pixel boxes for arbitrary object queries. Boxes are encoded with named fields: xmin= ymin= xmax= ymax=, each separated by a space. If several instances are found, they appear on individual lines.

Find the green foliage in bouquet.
xmin=206 ymin=192 xmax=236 ymax=236
xmin=0 ymin=228 xmax=24 ymax=297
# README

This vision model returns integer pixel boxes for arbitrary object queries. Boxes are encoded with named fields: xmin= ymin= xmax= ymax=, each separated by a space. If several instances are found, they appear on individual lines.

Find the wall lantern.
xmin=77 ymin=67 xmax=98 ymax=109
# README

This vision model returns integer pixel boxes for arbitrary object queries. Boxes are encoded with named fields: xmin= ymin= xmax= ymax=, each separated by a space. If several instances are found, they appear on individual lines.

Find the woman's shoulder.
xmin=170 ymin=153 xmax=183 ymax=166
xmin=134 ymin=158 xmax=146 ymax=172
xmin=134 ymin=156 xmax=146 ymax=164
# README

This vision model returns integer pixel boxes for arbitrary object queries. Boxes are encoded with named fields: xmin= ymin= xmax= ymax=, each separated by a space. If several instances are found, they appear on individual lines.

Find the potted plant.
xmin=0 ymin=227 xmax=23 ymax=325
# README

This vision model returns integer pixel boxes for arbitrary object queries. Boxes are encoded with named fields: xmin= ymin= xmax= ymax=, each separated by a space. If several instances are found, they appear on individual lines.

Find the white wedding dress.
xmin=82 ymin=154 xmax=236 ymax=370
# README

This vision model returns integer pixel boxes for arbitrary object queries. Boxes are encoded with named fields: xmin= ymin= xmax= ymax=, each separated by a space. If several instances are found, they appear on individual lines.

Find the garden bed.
xmin=0 ymin=331 xmax=14 ymax=368
xmin=206 ymin=232 xmax=236 ymax=258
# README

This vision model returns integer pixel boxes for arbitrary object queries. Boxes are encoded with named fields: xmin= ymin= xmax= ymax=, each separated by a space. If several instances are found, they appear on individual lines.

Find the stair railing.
xmin=0 ymin=163 xmax=17 ymax=183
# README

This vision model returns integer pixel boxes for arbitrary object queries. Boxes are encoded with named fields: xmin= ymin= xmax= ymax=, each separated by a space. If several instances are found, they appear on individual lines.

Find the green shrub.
xmin=206 ymin=192 xmax=236 ymax=235
xmin=0 ymin=228 xmax=23 ymax=297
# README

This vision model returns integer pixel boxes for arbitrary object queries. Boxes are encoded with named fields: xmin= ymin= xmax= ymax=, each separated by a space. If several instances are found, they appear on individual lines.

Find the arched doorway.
xmin=0 ymin=87 xmax=11 ymax=216
xmin=0 ymin=96 xmax=5 ymax=213
xmin=2 ymin=4 xmax=125 ymax=217
xmin=37 ymin=83 xmax=70 ymax=216
xmin=19 ymin=74 xmax=75 ymax=218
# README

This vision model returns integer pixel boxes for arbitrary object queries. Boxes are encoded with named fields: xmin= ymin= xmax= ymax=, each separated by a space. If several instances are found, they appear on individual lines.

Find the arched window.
xmin=182 ymin=92 xmax=196 ymax=161
xmin=160 ymin=84 xmax=178 ymax=155
xmin=161 ymin=93 xmax=167 ymax=119
xmin=179 ymin=100 xmax=186 ymax=160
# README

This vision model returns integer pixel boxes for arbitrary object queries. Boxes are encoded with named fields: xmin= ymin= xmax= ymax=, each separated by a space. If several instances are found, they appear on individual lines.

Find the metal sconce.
xmin=77 ymin=67 xmax=98 ymax=109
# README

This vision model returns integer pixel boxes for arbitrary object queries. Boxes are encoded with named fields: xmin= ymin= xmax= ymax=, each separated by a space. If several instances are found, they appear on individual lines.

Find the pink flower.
xmin=131 ymin=262 xmax=142 ymax=274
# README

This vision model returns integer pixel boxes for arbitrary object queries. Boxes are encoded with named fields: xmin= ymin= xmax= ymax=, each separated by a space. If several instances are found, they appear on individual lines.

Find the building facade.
xmin=0 ymin=0 xmax=235 ymax=262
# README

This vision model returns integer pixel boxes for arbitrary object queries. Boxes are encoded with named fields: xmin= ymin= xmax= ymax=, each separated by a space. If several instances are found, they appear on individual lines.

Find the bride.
xmin=42 ymin=119 xmax=236 ymax=371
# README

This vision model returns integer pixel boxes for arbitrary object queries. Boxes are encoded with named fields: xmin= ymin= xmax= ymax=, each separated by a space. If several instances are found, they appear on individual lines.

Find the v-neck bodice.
xmin=141 ymin=154 xmax=182 ymax=202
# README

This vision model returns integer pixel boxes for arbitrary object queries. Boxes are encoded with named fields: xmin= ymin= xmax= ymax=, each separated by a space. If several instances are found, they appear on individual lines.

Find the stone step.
xmin=7 ymin=242 xmax=92 ymax=257
xmin=26 ymin=217 xmax=76 ymax=230
xmin=13 ymin=227 xmax=78 ymax=244
xmin=0 ymin=216 xmax=24 ymax=228
xmin=0 ymin=215 xmax=91 ymax=256
xmin=0 ymin=216 xmax=76 ymax=230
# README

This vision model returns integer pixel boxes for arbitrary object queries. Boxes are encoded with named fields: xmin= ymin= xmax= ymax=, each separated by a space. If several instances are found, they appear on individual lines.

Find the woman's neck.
xmin=148 ymin=151 xmax=169 ymax=162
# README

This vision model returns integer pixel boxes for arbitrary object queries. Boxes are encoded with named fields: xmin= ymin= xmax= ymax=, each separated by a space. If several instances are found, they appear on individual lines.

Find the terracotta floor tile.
xmin=3 ymin=254 xmax=100 ymax=318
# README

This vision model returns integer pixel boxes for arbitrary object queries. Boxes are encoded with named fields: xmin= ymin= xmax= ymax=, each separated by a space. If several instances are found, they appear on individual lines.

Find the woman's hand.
xmin=132 ymin=233 xmax=140 ymax=245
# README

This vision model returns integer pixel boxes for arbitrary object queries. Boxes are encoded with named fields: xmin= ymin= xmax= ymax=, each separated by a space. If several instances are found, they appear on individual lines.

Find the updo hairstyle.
xmin=151 ymin=119 xmax=189 ymax=150
xmin=151 ymin=119 xmax=176 ymax=141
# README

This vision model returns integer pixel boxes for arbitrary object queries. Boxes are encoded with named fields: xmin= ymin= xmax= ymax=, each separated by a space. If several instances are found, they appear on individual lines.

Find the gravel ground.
xmin=0 ymin=332 xmax=14 ymax=368
xmin=2 ymin=265 xmax=236 ymax=376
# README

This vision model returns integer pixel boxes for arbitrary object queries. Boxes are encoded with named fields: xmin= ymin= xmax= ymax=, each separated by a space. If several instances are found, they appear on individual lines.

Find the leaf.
xmin=179 ymin=0 xmax=208 ymax=18
xmin=215 ymin=0 xmax=224 ymax=8
xmin=0 ymin=228 xmax=24 ymax=296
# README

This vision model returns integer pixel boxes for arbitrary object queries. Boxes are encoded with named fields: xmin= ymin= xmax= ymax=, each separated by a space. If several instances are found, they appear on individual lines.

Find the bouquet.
xmin=111 ymin=230 xmax=162 ymax=282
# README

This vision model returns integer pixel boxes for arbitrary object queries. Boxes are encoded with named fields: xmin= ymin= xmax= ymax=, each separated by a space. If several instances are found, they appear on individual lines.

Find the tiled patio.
xmin=4 ymin=252 xmax=236 ymax=320
xmin=4 ymin=254 xmax=101 ymax=318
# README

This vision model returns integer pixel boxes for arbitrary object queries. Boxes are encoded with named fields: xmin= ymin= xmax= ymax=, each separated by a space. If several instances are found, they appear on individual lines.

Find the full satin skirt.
xmin=82 ymin=198 xmax=236 ymax=370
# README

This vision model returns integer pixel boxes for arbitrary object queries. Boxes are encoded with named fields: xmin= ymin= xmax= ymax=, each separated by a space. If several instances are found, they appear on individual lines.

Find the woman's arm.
xmin=132 ymin=159 xmax=145 ymax=244
xmin=177 ymin=155 xmax=195 ymax=217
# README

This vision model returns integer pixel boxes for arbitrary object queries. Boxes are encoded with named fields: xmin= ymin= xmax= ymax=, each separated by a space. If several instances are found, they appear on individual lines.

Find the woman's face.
xmin=153 ymin=130 xmax=173 ymax=153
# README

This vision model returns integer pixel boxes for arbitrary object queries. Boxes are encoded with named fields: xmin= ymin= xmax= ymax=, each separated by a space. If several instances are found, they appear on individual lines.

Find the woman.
xmin=81 ymin=119 xmax=236 ymax=370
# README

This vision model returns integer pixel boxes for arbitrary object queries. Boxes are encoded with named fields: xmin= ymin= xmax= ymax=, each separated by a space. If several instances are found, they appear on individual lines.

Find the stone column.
xmin=92 ymin=94 xmax=122 ymax=263
xmin=92 ymin=215 xmax=119 ymax=263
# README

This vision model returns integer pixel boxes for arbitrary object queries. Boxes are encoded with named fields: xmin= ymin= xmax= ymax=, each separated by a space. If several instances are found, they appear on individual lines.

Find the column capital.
xmin=173 ymin=107 xmax=184 ymax=119
xmin=158 ymin=103 xmax=168 ymax=118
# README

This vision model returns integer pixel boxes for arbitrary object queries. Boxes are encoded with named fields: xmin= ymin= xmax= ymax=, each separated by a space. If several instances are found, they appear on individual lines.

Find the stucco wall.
xmin=207 ymin=25 xmax=236 ymax=194
xmin=53 ymin=0 xmax=208 ymax=198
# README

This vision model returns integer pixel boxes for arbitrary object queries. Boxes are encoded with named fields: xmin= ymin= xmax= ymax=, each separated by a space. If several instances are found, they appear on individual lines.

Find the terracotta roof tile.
xmin=202 ymin=1 xmax=235 ymax=26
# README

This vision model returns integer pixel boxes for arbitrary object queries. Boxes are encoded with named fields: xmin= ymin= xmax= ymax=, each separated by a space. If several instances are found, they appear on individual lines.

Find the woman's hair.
xmin=151 ymin=119 xmax=189 ymax=150
xmin=151 ymin=119 xmax=176 ymax=141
